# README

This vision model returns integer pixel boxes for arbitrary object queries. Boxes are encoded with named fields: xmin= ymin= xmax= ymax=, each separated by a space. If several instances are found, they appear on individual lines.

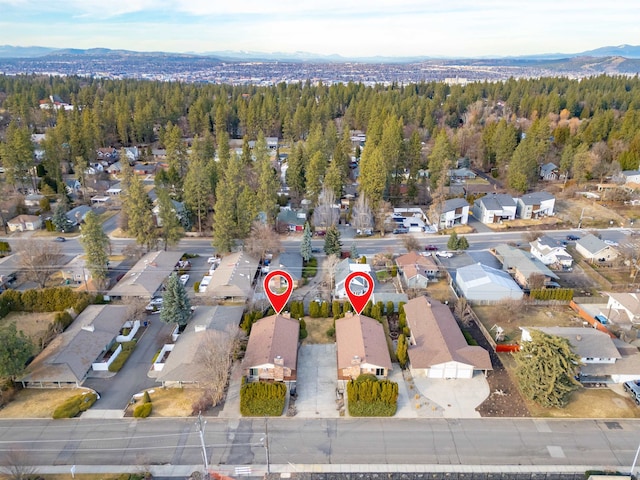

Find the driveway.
xmin=294 ymin=344 xmax=340 ymax=418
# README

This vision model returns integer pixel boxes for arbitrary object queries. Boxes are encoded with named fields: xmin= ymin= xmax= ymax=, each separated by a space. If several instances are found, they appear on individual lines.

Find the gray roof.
xmin=21 ymin=305 xmax=129 ymax=384
xmin=540 ymin=163 xmax=558 ymax=175
xmin=456 ymin=263 xmax=522 ymax=294
xmin=277 ymin=252 xmax=303 ymax=281
xmin=518 ymin=192 xmax=555 ymax=205
xmin=476 ymin=193 xmax=515 ymax=211
xmin=576 ymin=234 xmax=609 ymax=256
xmin=109 ymin=250 xmax=184 ymax=298
xmin=443 ymin=198 xmax=469 ymax=212
xmin=66 ymin=205 xmax=92 ymax=224
xmin=494 ymin=244 xmax=559 ymax=280
xmin=206 ymin=251 xmax=259 ymax=299
xmin=156 ymin=306 xmax=244 ymax=384
xmin=522 ymin=327 xmax=621 ymax=360
xmin=277 ymin=209 xmax=307 ymax=226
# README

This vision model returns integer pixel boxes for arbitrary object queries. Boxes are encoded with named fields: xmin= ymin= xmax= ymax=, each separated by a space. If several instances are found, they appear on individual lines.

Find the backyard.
xmin=0 ymin=311 xmax=58 ymax=348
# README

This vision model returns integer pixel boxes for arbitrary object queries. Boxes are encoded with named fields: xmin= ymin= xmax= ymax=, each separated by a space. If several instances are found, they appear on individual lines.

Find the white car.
xmin=145 ymin=297 xmax=163 ymax=312
xmin=207 ymin=256 xmax=219 ymax=264
xmin=179 ymin=274 xmax=190 ymax=286
xmin=436 ymin=251 xmax=453 ymax=258
xmin=603 ymin=239 xmax=619 ymax=246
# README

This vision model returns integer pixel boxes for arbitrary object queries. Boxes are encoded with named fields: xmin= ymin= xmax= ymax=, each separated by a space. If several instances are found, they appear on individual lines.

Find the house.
xmin=540 ymin=162 xmax=559 ymax=181
xmin=106 ymin=161 xmax=122 ymax=175
xmin=66 ymin=205 xmax=92 ymax=226
xmin=60 ymin=255 xmax=88 ymax=285
xmin=203 ymin=251 xmax=259 ymax=302
xmin=152 ymin=199 xmax=187 ymax=227
xmin=603 ymin=293 xmax=640 ymax=327
xmin=455 ymin=263 xmax=523 ymax=302
xmin=439 ymin=198 xmax=470 ymax=229
xmin=392 ymin=207 xmax=429 ymax=232
xmin=448 ymin=168 xmax=477 ymax=181
xmin=529 ymin=235 xmax=573 ymax=268
xmin=109 ymin=250 xmax=184 ymax=299
xmin=516 ymin=192 xmax=555 ymax=219
xmin=335 ymin=313 xmax=392 ymax=387
xmin=520 ymin=327 xmax=640 ymax=384
xmin=472 ymin=193 xmax=517 ymax=224
xmin=155 ymin=306 xmax=244 ymax=387
xmin=403 ymin=296 xmax=492 ymax=379
xmin=19 ymin=305 xmax=130 ymax=387
xmin=621 ymin=170 xmax=640 ymax=185
xmin=273 ymin=252 xmax=303 ymax=289
xmin=96 ymin=147 xmax=118 ymax=162
xmin=265 ymin=137 xmax=279 ymax=149
xmin=241 ymin=313 xmax=299 ymax=388
xmin=133 ymin=163 xmax=156 ymax=175
xmin=7 ymin=214 xmax=42 ymax=232
xmin=277 ymin=209 xmax=307 ymax=232
xmin=24 ymin=194 xmax=45 ymax=208
xmin=334 ymin=258 xmax=373 ymax=299
xmin=124 ymin=146 xmax=139 ymax=162
xmin=494 ymin=244 xmax=559 ymax=289
xmin=64 ymin=179 xmax=81 ymax=195
xmin=575 ymin=234 xmax=619 ymax=263
xmin=395 ymin=251 xmax=439 ymax=289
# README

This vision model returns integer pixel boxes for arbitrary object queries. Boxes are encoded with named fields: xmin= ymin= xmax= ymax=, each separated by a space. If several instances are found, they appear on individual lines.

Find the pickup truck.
xmin=623 ymin=380 xmax=640 ymax=405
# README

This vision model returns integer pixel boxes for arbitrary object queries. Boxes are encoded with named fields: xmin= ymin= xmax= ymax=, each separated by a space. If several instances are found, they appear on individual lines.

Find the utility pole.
xmin=261 ymin=421 xmax=270 ymax=474
xmin=630 ymin=440 xmax=640 ymax=478
xmin=195 ymin=412 xmax=209 ymax=476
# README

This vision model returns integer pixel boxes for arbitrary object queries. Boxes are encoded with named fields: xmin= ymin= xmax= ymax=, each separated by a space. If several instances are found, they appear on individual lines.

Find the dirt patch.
xmin=485 ymin=216 xmax=566 ymax=231
xmin=0 ymin=311 xmax=57 ymax=347
xmin=301 ymin=316 xmax=333 ymax=344
xmin=424 ymin=279 xmax=456 ymax=304
xmin=525 ymin=386 xmax=640 ymax=418
xmin=125 ymin=388 xmax=204 ymax=417
xmin=556 ymin=197 xmax=627 ymax=228
xmin=0 ymin=388 xmax=94 ymax=418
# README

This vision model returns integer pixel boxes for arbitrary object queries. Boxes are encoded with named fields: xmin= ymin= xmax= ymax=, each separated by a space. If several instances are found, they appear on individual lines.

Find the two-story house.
xmin=439 ymin=198 xmax=470 ymax=229
xmin=516 ymin=192 xmax=555 ymax=219
xmin=472 ymin=193 xmax=516 ymax=224
xmin=529 ymin=235 xmax=573 ymax=268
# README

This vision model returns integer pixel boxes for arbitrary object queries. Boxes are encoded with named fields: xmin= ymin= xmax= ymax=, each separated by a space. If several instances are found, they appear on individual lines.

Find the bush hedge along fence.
xmin=240 ymin=381 xmax=287 ymax=416
xmin=52 ymin=391 xmax=98 ymax=419
xmin=347 ymin=375 xmax=398 ymax=417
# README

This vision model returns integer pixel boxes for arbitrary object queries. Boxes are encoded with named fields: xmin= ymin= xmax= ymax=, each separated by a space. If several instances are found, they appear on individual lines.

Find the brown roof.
xmin=335 ymin=313 xmax=392 ymax=371
xmin=395 ymin=251 xmax=438 ymax=280
xmin=241 ymin=314 xmax=299 ymax=371
xmin=403 ymin=296 xmax=492 ymax=371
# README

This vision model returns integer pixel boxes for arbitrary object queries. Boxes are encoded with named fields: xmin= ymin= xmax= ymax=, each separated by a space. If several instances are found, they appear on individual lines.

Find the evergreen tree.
xmin=324 ymin=157 xmax=344 ymax=201
xmin=396 ymin=334 xmax=409 ymax=369
xmin=1 ymin=121 xmax=34 ymax=190
xmin=125 ymin=173 xmax=158 ymax=251
xmin=458 ymin=236 xmax=469 ymax=250
xmin=324 ymin=225 xmax=342 ymax=256
xmin=514 ymin=329 xmax=581 ymax=408
xmin=286 ymin=142 xmax=306 ymax=203
xmin=447 ymin=231 xmax=460 ymax=250
xmin=157 ymin=187 xmax=183 ymax=251
xmin=300 ymin=222 xmax=313 ymax=262
xmin=183 ymin=156 xmax=213 ymax=234
xmin=79 ymin=210 xmax=110 ymax=288
xmin=52 ymin=202 xmax=74 ymax=233
xmin=0 ymin=323 xmax=34 ymax=380
xmin=350 ymin=243 xmax=359 ymax=260
xmin=256 ymin=144 xmax=279 ymax=225
xmin=160 ymin=273 xmax=192 ymax=327
xmin=358 ymin=146 xmax=387 ymax=204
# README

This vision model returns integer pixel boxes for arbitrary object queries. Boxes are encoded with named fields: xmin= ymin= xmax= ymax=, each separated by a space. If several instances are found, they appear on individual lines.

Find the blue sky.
xmin=1 ymin=0 xmax=639 ymax=58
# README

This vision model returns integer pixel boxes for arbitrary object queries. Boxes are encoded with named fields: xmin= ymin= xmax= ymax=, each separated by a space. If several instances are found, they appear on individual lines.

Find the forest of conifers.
xmin=0 ymin=73 xmax=639 ymax=250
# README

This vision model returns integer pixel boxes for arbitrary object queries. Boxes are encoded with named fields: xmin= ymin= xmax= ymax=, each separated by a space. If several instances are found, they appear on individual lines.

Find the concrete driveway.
xmin=294 ymin=344 xmax=340 ymax=418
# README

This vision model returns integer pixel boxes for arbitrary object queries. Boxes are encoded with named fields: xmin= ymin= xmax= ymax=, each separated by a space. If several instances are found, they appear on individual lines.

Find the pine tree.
xmin=447 ymin=231 xmax=460 ymax=250
xmin=300 ymin=222 xmax=313 ymax=262
xmin=256 ymin=144 xmax=279 ymax=226
xmin=350 ymin=243 xmax=359 ymax=260
xmin=183 ymin=156 xmax=213 ymax=234
xmin=458 ymin=236 xmax=469 ymax=250
xmin=157 ymin=187 xmax=183 ymax=251
xmin=358 ymin=146 xmax=387 ymax=205
xmin=514 ymin=329 xmax=581 ymax=408
xmin=79 ymin=210 xmax=110 ymax=288
xmin=125 ymin=173 xmax=158 ymax=251
xmin=396 ymin=334 xmax=408 ymax=369
xmin=160 ymin=273 xmax=192 ymax=327
xmin=324 ymin=225 xmax=342 ymax=256
xmin=52 ymin=202 xmax=75 ymax=233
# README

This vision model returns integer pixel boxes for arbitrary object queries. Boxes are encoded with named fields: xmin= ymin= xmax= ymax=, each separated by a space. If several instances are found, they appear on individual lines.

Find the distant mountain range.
xmin=2 ymin=44 xmax=640 ymax=62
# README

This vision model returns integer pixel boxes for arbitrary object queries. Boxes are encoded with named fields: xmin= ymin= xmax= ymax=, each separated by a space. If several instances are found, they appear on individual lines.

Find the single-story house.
xmin=575 ymin=234 xmax=619 ymax=263
xmin=277 ymin=209 xmax=307 ymax=232
xmin=472 ymin=193 xmax=517 ymax=224
xmin=603 ymin=292 xmax=640 ymax=327
xmin=439 ymin=198 xmax=470 ymax=229
xmin=520 ymin=327 xmax=640 ymax=384
xmin=273 ymin=252 xmax=303 ymax=289
xmin=106 ymin=161 xmax=122 ymax=175
xmin=65 ymin=179 xmax=81 ymax=195
xmin=335 ymin=313 xmax=393 ymax=388
xmin=66 ymin=205 xmax=92 ymax=226
xmin=241 ymin=313 xmax=299 ymax=388
xmin=395 ymin=251 xmax=439 ymax=289
xmin=494 ymin=244 xmax=559 ymax=289
xmin=19 ymin=305 xmax=130 ymax=387
xmin=7 ymin=214 xmax=42 ymax=232
xmin=133 ymin=163 xmax=156 ymax=175
xmin=152 ymin=199 xmax=187 ymax=227
xmin=24 ymin=194 xmax=45 ymax=208
xmin=403 ymin=296 xmax=492 ymax=379
xmin=621 ymin=170 xmax=640 ymax=185
xmin=203 ymin=251 xmax=259 ymax=302
xmin=455 ymin=263 xmax=523 ymax=302
xmin=334 ymin=258 xmax=374 ymax=299
xmin=155 ymin=305 xmax=244 ymax=387
xmin=448 ymin=168 xmax=477 ymax=181
xmin=540 ymin=162 xmax=559 ymax=181
xmin=60 ymin=255 xmax=88 ymax=285
xmin=109 ymin=250 xmax=184 ymax=299
xmin=516 ymin=192 xmax=555 ymax=219
xmin=529 ymin=235 xmax=573 ymax=268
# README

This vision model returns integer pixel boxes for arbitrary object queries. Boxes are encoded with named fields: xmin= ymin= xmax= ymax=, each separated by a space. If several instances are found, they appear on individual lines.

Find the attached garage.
xmin=428 ymin=361 xmax=474 ymax=379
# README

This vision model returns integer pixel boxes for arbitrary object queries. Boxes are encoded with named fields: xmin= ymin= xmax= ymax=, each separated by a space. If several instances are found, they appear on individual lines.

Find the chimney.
xmin=576 ymin=335 xmax=582 ymax=341
xmin=351 ymin=355 xmax=361 ymax=366
xmin=274 ymin=356 xmax=284 ymax=366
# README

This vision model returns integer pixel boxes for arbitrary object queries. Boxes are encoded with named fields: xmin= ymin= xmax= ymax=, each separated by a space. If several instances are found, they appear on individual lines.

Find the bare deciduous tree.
xmin=495 ymin=299 xmax=525 ymax=323
xmin=17 ymin=240 xmax=63 ymax=288
xmin=373 ymin=201 xmax=393 ymax=236
xmin=200 ymin=327 xmax=245 ymax=407
xmin=402 ymin=235 xmax=421 ymax=253
xmin=527 ymin=273 xmax=546 ymax=290
xmin=323 ymin=254 xmax=341 ymax=293
xmin=351 ymin=193 xmax=373 ymax=231
xmin=0 ymin=449 xmax=37 ymax=480
xmin=243 ymin=221 xmax=282 ymax=260
xmin=312 ymin=187 xmax=340 ymax=229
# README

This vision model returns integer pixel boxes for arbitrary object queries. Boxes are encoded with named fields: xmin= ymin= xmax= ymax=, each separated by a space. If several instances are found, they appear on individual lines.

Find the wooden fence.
xmin=569 ymin=300 xmax=616 ymax=338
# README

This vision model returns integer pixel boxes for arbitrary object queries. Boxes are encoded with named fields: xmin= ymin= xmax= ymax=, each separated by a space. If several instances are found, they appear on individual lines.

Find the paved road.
xmin=0 ymin=417 xmax=638 ymax=473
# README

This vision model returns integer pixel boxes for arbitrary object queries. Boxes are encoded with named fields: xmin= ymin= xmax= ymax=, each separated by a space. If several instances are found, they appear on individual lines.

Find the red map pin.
xmin=263 ymin=269 xmax=294 ymax=314
xmin=345 ymin=271 xmax=374 ymax=315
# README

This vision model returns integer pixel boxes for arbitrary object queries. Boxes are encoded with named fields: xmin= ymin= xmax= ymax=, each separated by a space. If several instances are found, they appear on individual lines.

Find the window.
xmin=249 ymin=368 xmax=258 ymax=377
xmin=375 ymin=368 xmax=385 ymax=376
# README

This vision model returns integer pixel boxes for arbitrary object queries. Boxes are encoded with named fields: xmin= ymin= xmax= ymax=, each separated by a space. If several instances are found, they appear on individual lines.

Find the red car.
xmin=424 ymin=244 xmax=439 ymax=251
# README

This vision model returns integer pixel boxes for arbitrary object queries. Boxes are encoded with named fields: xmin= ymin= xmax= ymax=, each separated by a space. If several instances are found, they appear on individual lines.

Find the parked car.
xmin=566 ymin=234 xmax=580 ymax=241
xmin=179 ymin=274 xmax=190 ymax=286
xmin=425 ymin=244 xmax=439 ymax=251
xmin=393 ymin=227 xmax=409 ymax=234
xmin=207 ymin=256 xmax=220 ymax=264
xmin=604 ymin=239 xmax=619 ymax=246
xmin=623 ymin=380 xmax=640 ymax=405
xmin=436 ymin=251 xmax=453 ymax=258
xmin=145 ymin=297 xmax=163 ymax=313
xmin=54 ymin=236 xmax=66 ymax=242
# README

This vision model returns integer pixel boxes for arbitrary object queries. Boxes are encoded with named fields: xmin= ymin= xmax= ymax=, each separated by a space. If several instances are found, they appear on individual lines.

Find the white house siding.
xmin=425 ymin=361 xmax=474 ymax=379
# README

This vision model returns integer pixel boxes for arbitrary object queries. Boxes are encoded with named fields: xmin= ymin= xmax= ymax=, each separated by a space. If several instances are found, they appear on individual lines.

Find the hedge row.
xmin=108 ymin=340 xmax=137 ymax=372
xmin=0 ymin=287 xmax=93 ymax=319
xmin=529 ymin=288 xmax=574 ymax=301
xmin=52 ymin=391 xmax=98 ymax=419
xmin=240 ymin=381 xmax=286 ymax=416
xmin=347 ymin=376 xmax=398 ymax=417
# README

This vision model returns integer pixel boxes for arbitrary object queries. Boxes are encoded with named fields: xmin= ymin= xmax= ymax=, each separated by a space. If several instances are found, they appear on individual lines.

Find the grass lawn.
xmin=0 ymin=311 xmax=57 ymax=347
xmin=0 ymin=388 xmax=94 ymax=419
xmin=301 ymin=316 xmax=334 ymax=344
xmin=126 ymin=388 xmax=203 ymax=417
xmin=425 ymin=279 xmax=456 ymax=304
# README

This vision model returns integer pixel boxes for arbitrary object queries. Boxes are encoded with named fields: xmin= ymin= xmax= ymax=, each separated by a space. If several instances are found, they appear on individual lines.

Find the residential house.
xmin=155 ymin=306 xmax=244 ymax=387
xmin=66 ymin=205 xmax=92 ymax=226
xmin=403 ymin=296 xmax=492 ymax=379
xmin=439 ymin=198 xmax=470 ymax=229
xmin=203 ymin=251 xmax=259 ymax=302
xmin=529 ymin=235 xmax=573 ymax=268
xmin=575 ymin=234 xmax=619 ymax=263
xmin=540 ymin=162 xmax=559 ymax=181
xmin=133 ymin=163 xmax=156 ymax=175
xmin=241 ymin=313 xmax=299 ymax=388
xmin=455 ymin=263 xmax=523 ymax=302
xmin=602 ymin=292 xmax=640 ymax=328
xmin=392 ymin=207 xmax=429 ymax=232
xmin=516 ymin=192 xmax=555 ymax=219
xmin=64 ymin=179 xmax=81 ymax=195
xmin=334 ymin=258 xmax=373 ymax=299
xmin=124 ymin=146 xmax=140 ymax=162
xmin=277 ymin=209 xmax=307 ymax=232
xmin=273 ymin=252 xmax=303 ymax=289
xmin=520 ymin=327 xmax=640 ymax=384
xmin=472 ymin=193 xmax=517 ymax=224
xmin=7 ymin=214 xmax=42 ymax=232
xmin=106 ymin=161 xmax=122 ymax=175
xmin=152 ymin=199 xmax=187 ymax=227
xmin=106 ymin=183 xmax=122 ymax=197
xmin=109 ymin=250 xmax=184 ymax=299
xmin=448 ymin=167 xmax=477 ymax=182
xmin=19 ymin=305 xmax=130 ymax=387
xmin=493 ymin=244 xmax=559 ymax=289
xmin=60 ymin=255 xmax=88 ymax=286
xmin=335 ymin=313 xmax=392 ymax=388
xmin=96 ymin=147 xmax=118 ymax=162
xmin=395 ymin=251 xmax=439 ymax=289
xmin=266 ymin=137 xmax=279 ymax=149
xmin=621 ymin=170 xmax=640 ymax=185
xmin=24 ymin=194 xmax=45 ymax=208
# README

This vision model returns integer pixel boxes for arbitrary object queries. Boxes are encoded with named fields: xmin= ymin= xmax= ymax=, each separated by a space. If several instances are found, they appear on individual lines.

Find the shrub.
xmin=320 ymin=301 xmax=330 ymax=318
xmin=240 ymin=381 xmax=286 ymax=416
xmin=346 ymin=376 xmax=398 ymax=416
xmin=299 ymin=318 xmax=308 ymax=340
xmin=462 ymin=330 xmax=478 ymax=346
xmin=52 ymin=392 xmax=98 ymax=419
xmin=143 ymin=390 xmax=151 ymax=403
xmin=108 ymin=340 xmax=137 ymax=372
xmin=133 ymin=402 xmax=153 ymax=418
xmin=326 ymin=326 xmax=335 ymax=338
xmin=309 ymin=301 xmax=321 ymax=318
xmin=332 ymin=300 xmax=341 ymax=319
xmin=386 ymin=301 xmax=395 ymax=315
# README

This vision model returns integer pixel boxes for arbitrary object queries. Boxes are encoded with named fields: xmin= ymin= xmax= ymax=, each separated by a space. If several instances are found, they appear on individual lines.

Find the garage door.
xmin=444 ymin=364 xmax=458 ymax=378
xmin=428 ymin=365 xmax=445 ymax=378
